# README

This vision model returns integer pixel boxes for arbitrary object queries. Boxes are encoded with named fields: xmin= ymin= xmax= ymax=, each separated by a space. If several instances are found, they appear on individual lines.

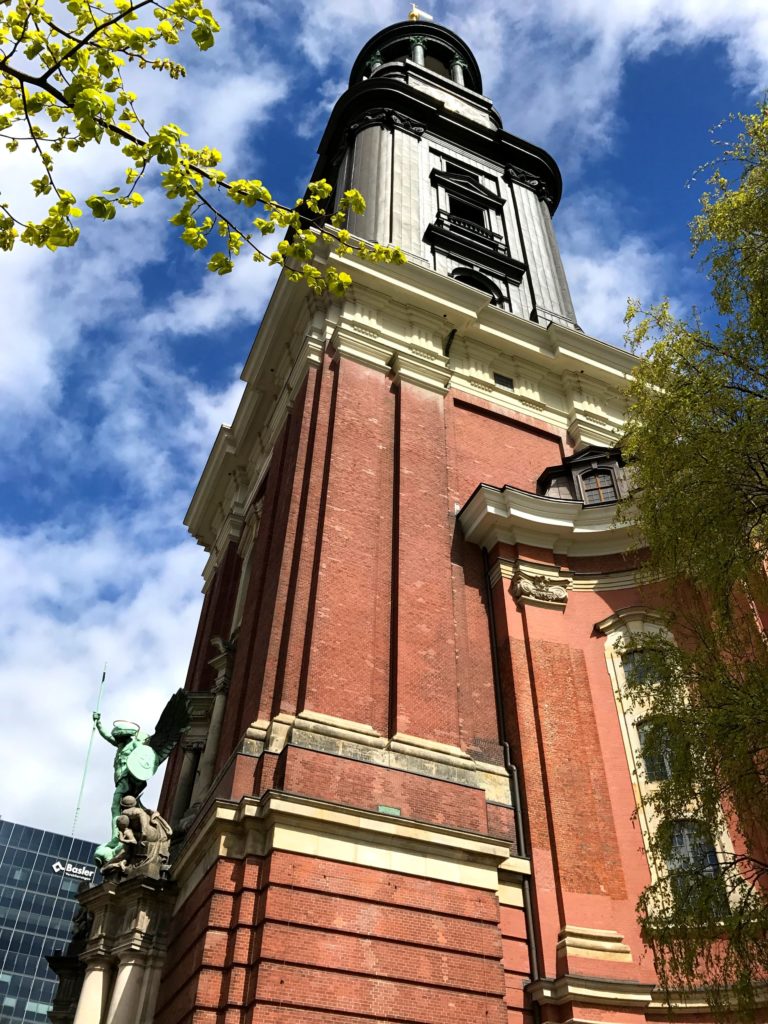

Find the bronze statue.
xmin=93 ymin=689 xmax=189 ymax=869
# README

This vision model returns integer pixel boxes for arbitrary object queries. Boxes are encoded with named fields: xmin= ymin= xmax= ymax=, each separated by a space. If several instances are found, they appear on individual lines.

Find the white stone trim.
xmin=173 ymin=792 xmax=527 ymax=912
xmin=459 ymin=483 xmax=635 ymax=556
xmin=556 ymin=925 xmax=632 ymax=963
xmin=241 ymin=710 xmax=511 ymax=805
xmin=528 ymin=974 xmax=654 ymax=1008
xmin=597 ymin=609 xmax=737 ymax=900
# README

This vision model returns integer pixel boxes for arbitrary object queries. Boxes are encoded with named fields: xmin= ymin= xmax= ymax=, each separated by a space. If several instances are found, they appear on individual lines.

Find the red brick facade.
xmin=155 ymin=341 xmax=690 ymax=1023
xmin=147 ymin=20 xmax=729 ymax=1024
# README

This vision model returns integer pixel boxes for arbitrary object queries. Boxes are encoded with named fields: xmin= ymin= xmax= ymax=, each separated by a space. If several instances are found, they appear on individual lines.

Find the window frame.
xmin=577 ymin=466 xmax=618 ymax=505
xmin=597 ymin=607 xmax=735 ymax=898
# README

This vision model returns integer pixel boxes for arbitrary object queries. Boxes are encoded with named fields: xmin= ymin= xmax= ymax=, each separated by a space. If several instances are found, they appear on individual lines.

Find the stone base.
xmin=71 ymin=876 xmax=176 ymax=1024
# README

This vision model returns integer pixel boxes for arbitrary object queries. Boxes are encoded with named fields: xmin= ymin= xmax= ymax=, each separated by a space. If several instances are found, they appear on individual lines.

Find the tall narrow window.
xmin=666 ymin=820 xmax=725 ymax=910
xmin=621 ymin=649 xmax=652 ymax=686
xmin=581 ymin=468 xmax=617 ymax=504
xmin=636 ymin=718 xmax=671 ymax=782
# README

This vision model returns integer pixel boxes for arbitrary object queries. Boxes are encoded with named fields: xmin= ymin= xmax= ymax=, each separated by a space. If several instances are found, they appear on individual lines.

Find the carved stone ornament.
xmin=511 ymin=569 xmax=571 ymax=608
xmin=347 ymin=108 xmax=425 ymax=141
xmin=505 ymin=164 xmax=554 ymax=208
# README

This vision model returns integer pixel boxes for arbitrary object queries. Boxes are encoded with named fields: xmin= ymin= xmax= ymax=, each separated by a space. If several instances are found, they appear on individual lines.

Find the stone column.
xmin=104 ymin=956 xmax=144 ymax=1024
xmin=72 ymin=957 xmax=113 ymax=1024
xmin=69 ymin=877 xmax=177 ymax=1024
xmin=181 ymin=637 xmax=235 ymax=825
xmin=169 ymin=742 xmax=199 ymax=825
xmin=410 ymin=35 xmax=426 ymax=65
xmin=450 ymin=56 xmax=466 ymax=86
xmin=366 ymin=49 xmax=382 ymax=73
xmin=191 ymin=678 xmax=228 ymax=803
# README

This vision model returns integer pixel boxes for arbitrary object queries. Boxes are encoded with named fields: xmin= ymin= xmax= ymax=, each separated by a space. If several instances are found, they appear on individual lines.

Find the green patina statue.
xmin=92 ymin=689 xmax=190 ymax=869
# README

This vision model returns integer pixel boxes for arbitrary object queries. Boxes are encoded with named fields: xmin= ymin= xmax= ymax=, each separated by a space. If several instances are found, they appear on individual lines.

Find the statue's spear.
xmin=71 ymin=663 xmax=107 ymax=837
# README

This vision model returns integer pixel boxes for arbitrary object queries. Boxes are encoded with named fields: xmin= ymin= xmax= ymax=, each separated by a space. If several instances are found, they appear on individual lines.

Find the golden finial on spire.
xmin=408 ymin=3 xmax=434 ymax=21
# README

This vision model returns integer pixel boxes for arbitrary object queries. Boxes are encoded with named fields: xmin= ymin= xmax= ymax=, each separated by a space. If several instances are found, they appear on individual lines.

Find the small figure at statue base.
xmin=98 ymin=796 xmax=173 ymax=880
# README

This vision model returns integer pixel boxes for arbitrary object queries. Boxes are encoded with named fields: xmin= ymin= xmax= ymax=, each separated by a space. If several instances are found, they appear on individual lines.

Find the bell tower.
xmin=320 ymin=20 xmax=578 ymax=328
xmin=83 ymin=16 xmax=682 ymax=1024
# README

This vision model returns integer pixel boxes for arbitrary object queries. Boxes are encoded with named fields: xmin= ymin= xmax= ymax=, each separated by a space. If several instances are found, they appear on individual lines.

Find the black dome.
xmin=349 ymin=21 xmax=483 ymax=93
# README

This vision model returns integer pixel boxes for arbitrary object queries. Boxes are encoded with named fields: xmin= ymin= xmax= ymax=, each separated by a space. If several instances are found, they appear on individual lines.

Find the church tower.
xmin=74 ymin=17 xmax=687 ymax=1024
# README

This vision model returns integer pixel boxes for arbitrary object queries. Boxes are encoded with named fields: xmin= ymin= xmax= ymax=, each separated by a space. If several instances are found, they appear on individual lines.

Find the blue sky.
xmin=0 ymin=0 xmax=764 ymax=843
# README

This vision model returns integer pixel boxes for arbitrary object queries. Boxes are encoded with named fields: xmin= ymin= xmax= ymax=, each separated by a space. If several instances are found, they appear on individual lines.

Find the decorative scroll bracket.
xmin=511 ymin=568 xmax=572 ymax=609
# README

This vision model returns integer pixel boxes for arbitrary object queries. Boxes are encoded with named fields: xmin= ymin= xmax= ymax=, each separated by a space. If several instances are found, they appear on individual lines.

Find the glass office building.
xmin=0 ymin=819 xmax=97 ymax=1024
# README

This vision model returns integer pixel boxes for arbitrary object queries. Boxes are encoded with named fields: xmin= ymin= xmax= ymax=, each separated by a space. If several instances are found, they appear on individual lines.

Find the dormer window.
xmin=581 ymin=468 xmax=617 ymax=505
xmin=537 ymin=446 xmax=628 ymax=505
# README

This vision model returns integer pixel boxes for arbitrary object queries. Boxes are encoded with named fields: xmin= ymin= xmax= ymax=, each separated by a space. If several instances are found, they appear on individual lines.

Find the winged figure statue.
xmin=92 ymin=689 xmax=190 ymax=867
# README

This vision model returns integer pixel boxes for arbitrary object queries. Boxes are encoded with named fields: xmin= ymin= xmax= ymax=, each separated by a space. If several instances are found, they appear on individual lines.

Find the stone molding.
xmin=527 ymin=974 xmax=654 ymax=1008
xmin=459 ymin=482 xmax=636 ymax=557
xmin=172 ymin=790 xmax=528 ymax=914
xmin=646 ymin=986 xmax=768 ymax=1014
xmin=556 ymin=925 xmax=632 ymax=963
xmin=511 ymin=567 xmax=571 ymax=609
xmin=242 ymin=708 xmax=511 ymax=805
xmin=390 ymin=351 xmax=451 ymax=393
xmin=594 ymin=605 xmax=670 ymax=635
xmin=494 ymin=559 xmax=643 ymax=595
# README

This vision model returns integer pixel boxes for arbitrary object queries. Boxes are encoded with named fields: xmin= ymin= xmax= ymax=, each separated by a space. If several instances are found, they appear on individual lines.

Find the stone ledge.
xmin=240 ymin=710 xmax=512 ymax=805
xmin=528 ymin=974 xmax=654 ymax=1008
xmin=172 ymin=792 xmax=526 ymax=913
xmin=556 ymin=925 xmax=633 ymax=963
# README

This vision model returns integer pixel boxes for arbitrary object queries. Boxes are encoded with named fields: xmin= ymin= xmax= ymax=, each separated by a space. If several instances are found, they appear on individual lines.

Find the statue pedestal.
xmin=70 ymin=876 xmax=176 ymax=1024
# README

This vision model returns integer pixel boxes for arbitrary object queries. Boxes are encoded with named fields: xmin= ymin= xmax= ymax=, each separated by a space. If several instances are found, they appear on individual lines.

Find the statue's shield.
xmin=126 ymin=744 xmax=158 ymax=782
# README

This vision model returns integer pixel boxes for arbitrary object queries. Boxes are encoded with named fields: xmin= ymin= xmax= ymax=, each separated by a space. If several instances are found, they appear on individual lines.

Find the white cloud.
xmin=296 ymin=76 xmax=349 ymax=140
xmin=447 ymin=0 xmax=768 ymax=160
xmin=558 ymin=191 xmax=695 ymax=344
xmin=140 ymin=256 xmax=279 ymax=338
xmin=0 ymin=519 xmax=206 ymax=840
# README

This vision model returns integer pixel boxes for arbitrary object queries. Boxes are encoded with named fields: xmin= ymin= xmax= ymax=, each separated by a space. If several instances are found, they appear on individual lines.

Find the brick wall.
xmin=158 ymin=851 xmax=518 ymax=1024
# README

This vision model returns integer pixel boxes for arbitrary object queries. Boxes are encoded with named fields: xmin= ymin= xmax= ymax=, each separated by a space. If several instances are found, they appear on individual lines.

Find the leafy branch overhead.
xmin=0 ymin=0 xmax=405 ymax=291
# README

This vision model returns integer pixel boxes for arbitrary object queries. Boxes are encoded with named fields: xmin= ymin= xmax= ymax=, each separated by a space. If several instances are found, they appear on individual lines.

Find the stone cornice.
xmin=172 ymin=790 xmax=526 ymax=913
xmin=185 ymin=248 xmax=638 ymax=553
xmin=327 ymin=248 xmax=637 ymax=389
xmin=459 ymin=483 xmax=637 ymax=556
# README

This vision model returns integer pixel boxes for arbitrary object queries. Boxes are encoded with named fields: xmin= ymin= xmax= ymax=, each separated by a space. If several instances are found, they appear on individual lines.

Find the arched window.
xmin=581 ymin=468 xmax=617 ymax=504
xmin=450 ymin=268 xmax=504 ymax=307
